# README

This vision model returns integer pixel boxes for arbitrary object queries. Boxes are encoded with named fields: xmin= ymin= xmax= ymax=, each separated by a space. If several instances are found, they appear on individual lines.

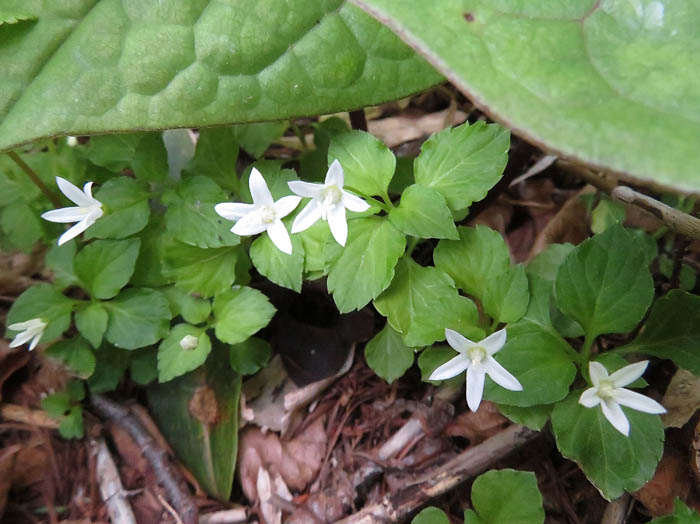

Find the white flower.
xmin=8 ymin=318 xmax=47 ymax=351
xmin=179 ymin=335 xmax=199 ymax=350
xmin=429 ymin=328 xmax=523 ymax=412
xmin=41 ymin=177 xmax=103 ymax=246
xmin=579 ymin=360 xmax=666 ymax=436
xmin=288 ymin=159 xmax=370 ymax=246
xmin=215 ymin=168 xmax=301 ymax=255
xmin=66 ymin=136 xmax=79 ymax=147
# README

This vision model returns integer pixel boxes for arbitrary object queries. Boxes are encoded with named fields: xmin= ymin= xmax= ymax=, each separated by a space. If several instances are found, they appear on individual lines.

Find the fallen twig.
xmin=92 ymin=437 xmax=137 ymax=524
xmin=338 ymin=424 xmax=539 ymax=524
xmin=90 ymin=393 xmax=198 ymax=524
xmin=601 ymin=493 xmax=632 ymax=524
xmin=198 ymin=507 xmax=248 ymax=524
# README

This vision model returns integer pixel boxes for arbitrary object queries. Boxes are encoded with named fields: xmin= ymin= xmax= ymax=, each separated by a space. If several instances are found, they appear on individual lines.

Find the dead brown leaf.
xmin=662 ymin=369 xmax=700 ymax=428
xmin=633 ymin=447 xmax=691 ymax=516
xmin=444 ymin=402 xmax=509 ymax=445
xmin=238 ymin=417 xmax=327 ymax=503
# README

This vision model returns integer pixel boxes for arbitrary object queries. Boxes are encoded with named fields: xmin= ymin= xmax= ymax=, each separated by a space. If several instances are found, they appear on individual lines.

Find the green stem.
xmin=363 ymin=195 xmax=390 ymax=213
xmin=406 ymin=236 xmax=419 ymax=256
xmin=7 ymin=151 xmax=62 ymax=207
xmin=581 ymin=333 xmax=595 ymax=362
xmin=381 ymin=191 xmax=393 ymax=209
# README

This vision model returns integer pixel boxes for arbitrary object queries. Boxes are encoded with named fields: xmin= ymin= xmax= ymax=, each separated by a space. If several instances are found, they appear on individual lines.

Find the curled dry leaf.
xmin=633 ymin=447 xmax=691 ymax=517
xmin=238 ymin=417 xmax=327 ymax=504
xmin=444 ymin=401 xmax=509 ymax=445
xmin=661 ymin=369 xmax=700 ymax=429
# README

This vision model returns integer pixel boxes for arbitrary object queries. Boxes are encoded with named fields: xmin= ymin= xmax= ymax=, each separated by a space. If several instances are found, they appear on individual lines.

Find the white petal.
xmin=41 ymin=207 xmax=89 ymax=223
xmin=291 ymin=200 xmax=323 ymax=234
xmin=342 ymin=191 xmax=370 ymax=212
xmin=82 ymin=181 xmax=96 ymax=201
xmin=58 ymin=218 xmax=91 ymax=245
xmin=215 ymin=202 xmax=255 ymax=221
xmin=429 ymin=354 xmax=470 ymax=381
xmin=327 ymin=203 xmax=347 ymax=246
xmin=56 ymin=176 xmax=94 ymax=206
xmin=609 ymin=360 xmax=648 ymax=388
xmin=614 ymin=389 xmax=666 ymax=414
xmin=481 ymin=328 xmax=507 ymax=355
xmin=466 ymin=366 xmax=486 ymax=412
xmin=266 ymin=219 xmax=293 ymax=254
xmin=325 ymin=159 xmax=344 ymax=188
xmin=600 ymin=399 xmax=630 ymax=436
xmin=232 ymin=212 xmax=267 ymax=236
xmin=28 ymin=333 xmax=43 ymax=351
xmin=288 ymin=180 xmax=323 ymax=199
xmin=588 ymin=361 xmax=609 ymax=387
xmin=273 ymin=195 xmax=301 ymax=219
xmin=444 ymin=328 xmax=476 ymax=354
xmin=8 ymin=320 xmax=37 ymax=331
xmin=578 ymin=387 xmax=602 ymax=408
xmin=483 ymin=355 xmax=522 ymax=391
xmin=10 ymin=330 xmax=34 ymax=348
xmin=249 ymin=168 xmax=274 ymax=206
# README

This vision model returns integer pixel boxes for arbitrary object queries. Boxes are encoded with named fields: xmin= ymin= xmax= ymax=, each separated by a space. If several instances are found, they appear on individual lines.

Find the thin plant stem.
xmin=7 ymin=151 xmax=61 ymax=207
xmin=406 ymin=236 xmax=419 ymax=256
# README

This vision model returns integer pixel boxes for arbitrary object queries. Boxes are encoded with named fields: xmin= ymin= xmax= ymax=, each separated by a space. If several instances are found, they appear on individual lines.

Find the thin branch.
xmin=337 ymin=424 xmax=539 ymax=524
xmin=7 ymin=151 xmax=62 ymax=207
xmin=198 ymin=508 xmax=248 ymax=524
xmin=90 ymin=393 xmax=198 ymax=524
xmin=92 ymin=437 xmax=137 ymax=524
xmin=601 ymin=494 xmax=633 ymax=524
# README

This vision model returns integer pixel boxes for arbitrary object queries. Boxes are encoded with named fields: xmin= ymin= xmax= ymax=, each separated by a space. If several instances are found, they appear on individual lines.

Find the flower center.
xmin=322 ymin=185 xmax=342 ymax=209
xmin=260 ymin=205 xmax=277 ymax=224
xmin=467 ymin=345 xmax=486 ymax=365
xmin=597 ymin=380 xmax=616 ymax=400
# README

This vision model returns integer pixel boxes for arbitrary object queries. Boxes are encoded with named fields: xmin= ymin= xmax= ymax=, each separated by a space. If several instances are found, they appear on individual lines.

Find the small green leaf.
xmin=526 ymin=243 xmax=575 ymax=281
xmin=162 ymin=241 xmax=244 ymax=298
xmin=229 ymin=337 xmax=272 ymax=375
xmin=132 ymin=132 xmax=169 ymax=182
xmin=498 ymin=404 xmax=551 ymax=431
xmin=41 ymin=393 xmax=71 ymax=419
xmin=88 ymin=134 xmax=140 ymax=171
xmin=374 ymin=258 xmax=480 ymax=347
xmin=622 ymin=290 xmax=700 ymax=375
xmin=163 ymin=176 xmax=240 ymax=248
xmin=554 ymin=225 xmax=654 ymax=339
xmin=186 ymin=127 xmax=239 ymax=192
xmin=131 ymin=220 xmax=169 ymax=288
xmin=0 ymin=11 xmax=36 ymax=25
xmin=434 ymin=225 xmax=511 ymax=298
xmin=388 ymin=184 xmax=458 ymax=239
xmin=591 ymin=199 xmax=626 ymax=234
xmin=414 ymin=121 xmax=509 ymax=211
xmin=328 ymin=130 xmax=396 ymax=197
xmin=148 ymin=345 xmax=240 ymax=499
xmin=74 ymin=239 xmax=140 ymax=299
xmin=45 ymin=337 xmax=96 ymax=379
xmin=411 ymin=507 xmax=450 ymax=524
xmin=104 ymin=288 xmax=172 ymax=350
xmin=162 ymin=286 xmax=212 ymax=325
xmin=299 ymin=220 xmax=331 ymax=276
xmin=465 ymin=470 xmax=544 ymax=524
xmin=158 ymin=324 xmax=212 ymax=382
xmin=250 ymin=232 xmax=304 ymax=292
xmin=364 ymin=324 xmax=415 ymax=384
xmin=88 ymin=344 xmax=130 ymax=393
xmin=85 ymin=177 xmax=150 ymax=239
xmin=551 ymin=391 xmax=664 ymax=500
xmin=58 ymin=406 xmax=84 ymax=439
xmin=66 ymin=379 xmax=85 ymax=402
xmin=1 ymin=201 xmax=42 ymax=252
xmin=45 ymin=240 xmax=79 ymax=289
xmin=6 ymin=284 xmax=73 ymax=344
xmin=213 ymin=287 xmax=276 ymax=345
xmin=648 ymin=499 xmax=700 ymax=524
xmin=130 ymin=348 xmax=158 ymax=385
xmin=327 ymin=217 xmax=406 ymax=313
xmin=482 ymin=265 xmax=529 ymax=324
xmin=234 ymin=121 xmax=288 ymax=158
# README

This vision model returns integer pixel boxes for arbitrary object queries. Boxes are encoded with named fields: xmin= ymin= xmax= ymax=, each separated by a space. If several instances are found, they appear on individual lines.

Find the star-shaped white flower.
xmin=429 ymin=328 xmax=523 ymax=412
xmin=288 ymin=159 xmax=370 ymax=246
xmin=41 ymin=177 xmax=103 ymax=246
xmin=8 ymin=318 xmax=47 ymax=351
xmin=215 ymin=168 xmax=301 ymax=255
xmin=579 ymin=360 xmax=666 ymax=436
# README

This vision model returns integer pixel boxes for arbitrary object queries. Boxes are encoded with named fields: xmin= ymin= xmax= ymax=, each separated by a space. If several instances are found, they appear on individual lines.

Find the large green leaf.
xmin=464 ymin=470 xmax=544 ymax=524
xmin=0 ymin=0 xmax=441 ymax=151
xmin=148 ymin=344 xmax=241 ymax=499
xmin=351 ymin=0 xmax=700 ymax=193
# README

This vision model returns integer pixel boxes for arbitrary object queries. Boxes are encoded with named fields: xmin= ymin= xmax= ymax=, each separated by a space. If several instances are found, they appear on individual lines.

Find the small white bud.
xmin=66 ymin=136 xmax=79 ymax=147
xmin=179 ymin=334 xmax=199 ymax=350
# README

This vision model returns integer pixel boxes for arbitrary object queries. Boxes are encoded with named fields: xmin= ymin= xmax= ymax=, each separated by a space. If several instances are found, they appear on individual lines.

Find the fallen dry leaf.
xmin=444 ymin=401 xmax=509 ymax=445
xmin=633 ymin=447 xmax=691 ymax=516
xmin=662 ymin=369 xmax=700 ymax=428
xmin=238 ymin=417 xmax=327 ymax=503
